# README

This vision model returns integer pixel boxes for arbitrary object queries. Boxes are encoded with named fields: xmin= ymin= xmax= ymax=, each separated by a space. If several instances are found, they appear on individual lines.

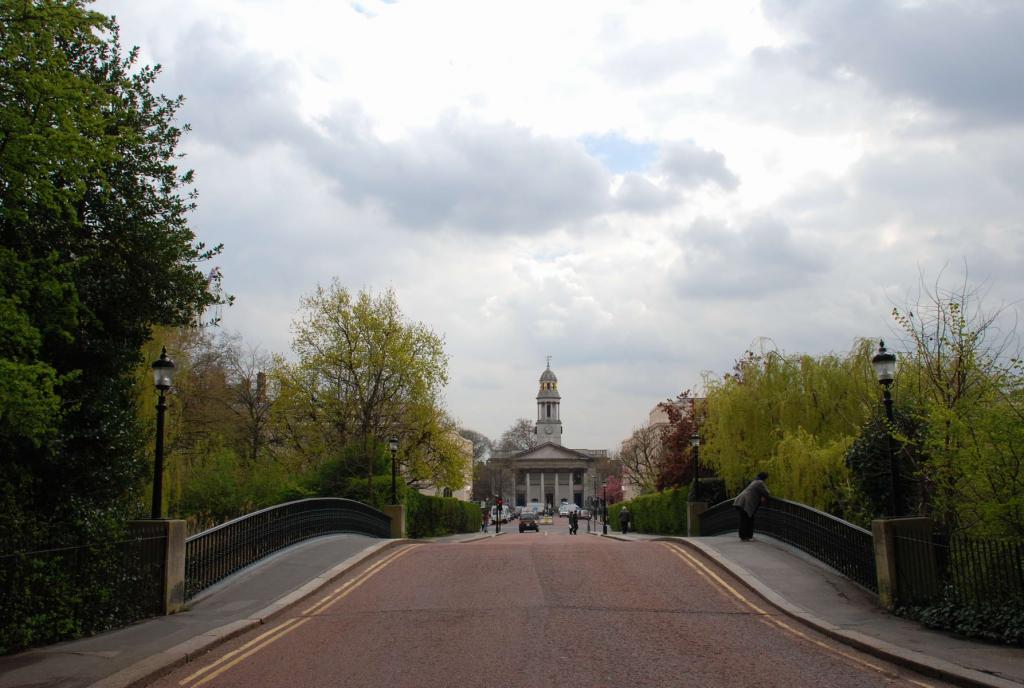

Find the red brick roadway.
xmin=148 ymin=525 xmax=950 ymax=688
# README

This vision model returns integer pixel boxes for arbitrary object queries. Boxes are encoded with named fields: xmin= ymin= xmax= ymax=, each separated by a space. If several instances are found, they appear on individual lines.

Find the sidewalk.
xmin=598 ymin=529 xmax=1024 ymax=688
xmin=0 ymin=531 xmax=493 ymax=688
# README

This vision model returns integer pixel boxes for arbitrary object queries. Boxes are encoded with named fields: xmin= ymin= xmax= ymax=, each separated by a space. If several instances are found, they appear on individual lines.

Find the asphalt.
xmin=0 ymin=526 xmax=1020 ymax=688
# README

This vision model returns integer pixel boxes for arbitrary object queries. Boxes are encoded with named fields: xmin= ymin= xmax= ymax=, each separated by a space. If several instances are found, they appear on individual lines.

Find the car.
xmin=558 ymin=504 xmax=571 ymax=517
xmin=577 ymin=509 xmax=591 ymax=520
xmin=519 ymin=512 xmax=539 ymax=533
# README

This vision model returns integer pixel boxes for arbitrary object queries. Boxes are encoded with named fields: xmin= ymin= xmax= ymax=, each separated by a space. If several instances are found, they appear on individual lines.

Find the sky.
xmin=93 ymin=0 xmax=1024 ymax=451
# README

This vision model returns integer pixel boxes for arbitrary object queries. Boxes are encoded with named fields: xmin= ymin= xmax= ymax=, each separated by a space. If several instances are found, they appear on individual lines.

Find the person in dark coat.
xmin=733 ymin=472 xmax=769 ymax=541
xmin=618 ymin=506 xmax=631 ymax=535
xmin=568 ymin=509 xmax=578 ymax=535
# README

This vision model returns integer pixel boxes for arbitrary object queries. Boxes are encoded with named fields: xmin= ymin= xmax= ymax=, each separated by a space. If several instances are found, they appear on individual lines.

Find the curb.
xmin=87 ymin=539 xmax=410 ymax=688
xmin=668 ymin=537 xmax=1022 ymax=688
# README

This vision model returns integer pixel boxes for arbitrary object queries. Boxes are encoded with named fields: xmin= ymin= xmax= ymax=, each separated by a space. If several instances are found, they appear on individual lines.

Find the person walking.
xmin=568 ymin=509 xmax=578 ymax=535
xmin=618 ymin=505 xmax=631 ymax=535
xmin=733 ymin=472 xmax=769 ymax=541
xmin=482 ymin=508 xmax=490 ymax=533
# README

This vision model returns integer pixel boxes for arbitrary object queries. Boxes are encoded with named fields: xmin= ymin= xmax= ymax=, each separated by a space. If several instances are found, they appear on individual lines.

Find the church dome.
xmin=540 ymin=367 xmax=557 ymax=383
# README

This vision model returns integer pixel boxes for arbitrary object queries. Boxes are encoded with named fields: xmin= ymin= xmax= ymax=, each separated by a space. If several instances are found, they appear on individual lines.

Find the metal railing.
xmin=185 ymin=498 xmax=390 ymax=599
xmin=895 ymin=529 xmax=1024 ymax=607
xmin=700 ymin=496 xmax=877 ymax=592
xmin=1 ymin=524 xmax=167 ymax=650
xmin=942 ymin=534 xmax=1024 ymax=605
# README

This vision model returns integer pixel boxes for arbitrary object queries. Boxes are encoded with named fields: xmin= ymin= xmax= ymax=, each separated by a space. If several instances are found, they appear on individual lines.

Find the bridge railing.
xmin=185 ymin=498 xmax=390 ymax=599
xmin=700 ymin=496 xmax=877 ymax=592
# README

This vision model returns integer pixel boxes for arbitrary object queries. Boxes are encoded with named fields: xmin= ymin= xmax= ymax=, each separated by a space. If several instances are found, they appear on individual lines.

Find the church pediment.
xmin=510 ymin=442 xmax=593 ymax=462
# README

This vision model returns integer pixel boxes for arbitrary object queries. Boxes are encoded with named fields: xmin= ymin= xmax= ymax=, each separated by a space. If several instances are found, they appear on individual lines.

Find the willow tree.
xmin=276 ymin=282 xmax=450 ymax=502
xmin=701 ymin=339 xmax=878 ymax=512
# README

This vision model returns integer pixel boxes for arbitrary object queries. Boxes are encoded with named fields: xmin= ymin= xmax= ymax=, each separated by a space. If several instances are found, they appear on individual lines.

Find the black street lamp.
xmin=690 ymin=432 xmax=701 ymax=501
xmin=150 ymin=348 xmax=175 ymax=519
xmin=602 ymin=479 xmax=608 ymax=535
xmin=871 ymin=340 xmax=900 ymax=517
xmin=389 ymin=436 xmax=399 ymax=504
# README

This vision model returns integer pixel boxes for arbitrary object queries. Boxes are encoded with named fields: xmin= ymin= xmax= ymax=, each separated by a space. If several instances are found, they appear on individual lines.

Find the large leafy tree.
xmin=0 ymin=1 xmax=223 ymax=650
xmin=0 ymin=0 xmax=222 ymax=544
xmin=275 ymin=282 xmax=452 ymax=501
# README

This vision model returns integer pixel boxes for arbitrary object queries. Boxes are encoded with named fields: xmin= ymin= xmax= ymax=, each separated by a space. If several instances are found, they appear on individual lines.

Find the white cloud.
xmin=93 ymin=0 xmax=1024 ymax=450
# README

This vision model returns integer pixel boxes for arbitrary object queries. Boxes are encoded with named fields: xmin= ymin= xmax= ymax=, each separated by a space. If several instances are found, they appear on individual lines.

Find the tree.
xmin=891 ymin=270 xmax=1024 ymax=536
xmin=0 ymin=1 xmax=224 ymax=651
xmin=618 ymin=424 xmax=663 ymax=494
xmin=497 ymin=418 xmax=537 ymax=452
xmin=0 ymin=1 xmax=223 ymax=537
xmin=458 ymin=428 xmax=493 ymax=462
xmin=275 ymin=282 xmax=450 ymax=501
xmin=655 ymin=392 xmax=703 ymax=491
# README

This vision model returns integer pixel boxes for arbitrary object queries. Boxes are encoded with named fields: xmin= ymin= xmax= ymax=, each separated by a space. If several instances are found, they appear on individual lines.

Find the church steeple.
xmin=536 ymin=358 xmax=563 ymax=445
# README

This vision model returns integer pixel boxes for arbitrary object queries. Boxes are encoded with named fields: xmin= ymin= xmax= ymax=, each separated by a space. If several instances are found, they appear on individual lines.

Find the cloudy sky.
xmin=94 ymin=0 xmax=1024 ymax=451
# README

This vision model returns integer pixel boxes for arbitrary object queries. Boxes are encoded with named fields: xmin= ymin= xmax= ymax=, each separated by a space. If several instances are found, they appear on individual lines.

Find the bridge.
xmin=2 ymin=495 xmax=1023 ymax=687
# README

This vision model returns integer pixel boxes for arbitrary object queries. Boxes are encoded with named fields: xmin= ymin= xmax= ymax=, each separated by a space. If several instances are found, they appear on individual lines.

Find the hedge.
xmin=404 ymin=491 xmax=481 ymax=538
xmin=607 ymin=486 xmax=690 ymax=535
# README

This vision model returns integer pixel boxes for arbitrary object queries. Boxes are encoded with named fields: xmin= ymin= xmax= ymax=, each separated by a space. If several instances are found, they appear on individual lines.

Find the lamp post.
xmin=389 ymin=436 xmax=399 ymax=504
xmin=150 ymin=348 xmax=175 ymax=519
xmin=690 ymin=432 xmax=701 ymax=501
xmin=871 ymin=340 xmax=900 ymax=517
xmin=602 ymin=479 xmax=608 ymax=535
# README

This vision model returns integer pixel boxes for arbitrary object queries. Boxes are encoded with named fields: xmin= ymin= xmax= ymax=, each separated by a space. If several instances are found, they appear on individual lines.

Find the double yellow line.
xmin=661 ymin=542 xmax=935 ymax=688
xmin=179 ymin=544 xmax=419 ymax=688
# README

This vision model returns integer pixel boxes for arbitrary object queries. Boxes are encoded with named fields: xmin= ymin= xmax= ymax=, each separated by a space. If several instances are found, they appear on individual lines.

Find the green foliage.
xmin=701 ymin=340 xmax=877 ymax=511
xmin=890 ymin=276 xmax=1024 ymax=537
xmin=0 ymin=1 xmax=223 ymax=650
xmin=173 ymin=447 xmax=300 ymax=527
xmin=897 ymin=596 xmax=1024 ymax=647
xmin=274 ymin=282 xmax=457 ymax=491
xmin=404 ymin=491 xmax=480 ymax=538
xmin=607 ymin=487 xmax=690 ymax=535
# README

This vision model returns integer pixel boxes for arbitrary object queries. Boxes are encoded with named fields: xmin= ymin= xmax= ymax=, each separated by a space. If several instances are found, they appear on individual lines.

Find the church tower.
xmin=536 ymin=358 xmax=563 ymax=446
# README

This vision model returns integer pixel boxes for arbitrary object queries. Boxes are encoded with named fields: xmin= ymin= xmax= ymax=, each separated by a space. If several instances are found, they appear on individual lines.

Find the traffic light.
xmin=497 ymin=497 xmax=503 ymax=507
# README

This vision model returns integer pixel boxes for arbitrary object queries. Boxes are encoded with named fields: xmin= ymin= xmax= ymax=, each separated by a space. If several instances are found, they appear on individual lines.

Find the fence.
xmin=700 ymin=496 xmax=877 ymax=592
xmin=0 ymin=523 xmax=167 ymax=652
xmin=894 ymin=528 xmax=1024 ymax=607
xmin=185 ymin=498 xmax=390 ymax=599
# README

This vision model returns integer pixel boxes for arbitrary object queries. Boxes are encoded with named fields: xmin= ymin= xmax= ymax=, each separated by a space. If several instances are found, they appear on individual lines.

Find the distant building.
xmin=492 ymin=361 xmax=606 ymax=510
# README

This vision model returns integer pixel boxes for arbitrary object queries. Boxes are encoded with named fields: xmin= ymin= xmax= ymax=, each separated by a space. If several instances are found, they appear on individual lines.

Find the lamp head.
xmin=871 ymin=340 xmax=896 ymax=386
xmin=689 ymin=433 xmax=701 ymax=448
xmin=151 ymin=347 xmax=175 ymax=391
xmin=389 ymin=436 xmax=399 ymax=453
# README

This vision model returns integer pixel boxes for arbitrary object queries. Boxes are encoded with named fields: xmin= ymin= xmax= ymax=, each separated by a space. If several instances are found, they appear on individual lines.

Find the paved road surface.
xmin=148 ymin=528 xmax=952 ymax=688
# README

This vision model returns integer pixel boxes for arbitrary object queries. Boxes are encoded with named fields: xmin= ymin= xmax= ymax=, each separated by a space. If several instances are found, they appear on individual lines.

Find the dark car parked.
xmin=519 ymin=512 xmax=539 ymax=533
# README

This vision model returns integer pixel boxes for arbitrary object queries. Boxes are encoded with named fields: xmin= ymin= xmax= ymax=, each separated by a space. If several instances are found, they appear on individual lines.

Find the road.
xmin=149 ymin=522 xmax=951 ymax=688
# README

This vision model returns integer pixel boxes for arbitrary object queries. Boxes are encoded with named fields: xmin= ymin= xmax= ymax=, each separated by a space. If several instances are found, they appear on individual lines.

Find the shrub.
xmin=897 ymin=595 xmax=1024 ymax=647
xmin=607 ymin=487 xmax=690 ymax=535
xmin=404 ymin=491 xmax=480 ymax=538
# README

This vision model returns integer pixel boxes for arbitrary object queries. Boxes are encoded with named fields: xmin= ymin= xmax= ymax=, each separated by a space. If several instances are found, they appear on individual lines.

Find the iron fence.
xmin=699 ymin=496 xmax=877 ymax=592
xmin=185 ymin=498 xmax=390 ymax=599
xmin=0 ymin=524 xmax=167 ymax=651
xmin=895 ymin=529 xmax=1024 ymax=607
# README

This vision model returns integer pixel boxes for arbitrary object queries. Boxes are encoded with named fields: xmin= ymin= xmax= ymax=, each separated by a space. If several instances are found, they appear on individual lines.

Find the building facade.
xmin=492 ymin=362 xmax=606 ymax=510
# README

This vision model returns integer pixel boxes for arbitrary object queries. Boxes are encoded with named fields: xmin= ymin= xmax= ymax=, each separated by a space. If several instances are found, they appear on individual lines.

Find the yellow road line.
xmin=662 ymin=543 xmax=936 ymax=688
xmin=179 ymin=544 xmax=418 ymax=687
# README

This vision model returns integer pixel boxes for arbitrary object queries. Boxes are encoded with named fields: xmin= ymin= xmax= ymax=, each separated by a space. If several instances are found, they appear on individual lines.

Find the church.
xmin=491 ymin=360 xmax=607 ymax=510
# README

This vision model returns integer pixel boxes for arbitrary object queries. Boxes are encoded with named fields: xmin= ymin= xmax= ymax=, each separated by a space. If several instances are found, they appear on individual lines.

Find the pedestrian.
xmin=482 ymin=509 xmax=489 ymax=533
xmin=568 ymin=509 xmax=578 ymax=535
xmin=733 ymin=472 xmax=769 ymax=541
xmin=618 ymin=505 xmax=630 ymax=535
